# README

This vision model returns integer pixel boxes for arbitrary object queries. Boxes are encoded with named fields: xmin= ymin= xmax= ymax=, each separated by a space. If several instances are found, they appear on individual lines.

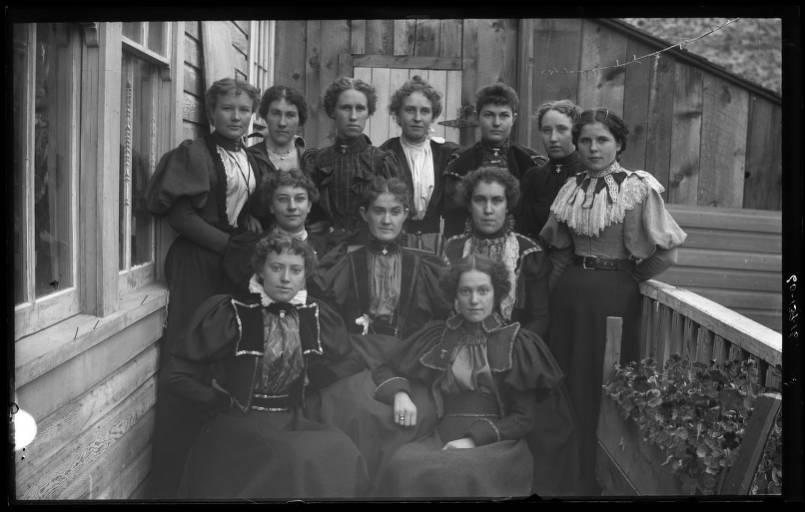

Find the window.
xmin=119 ymin=24 xmax=173 ymax=294
xmin=14 ymin=23 xmax=81 ymax=338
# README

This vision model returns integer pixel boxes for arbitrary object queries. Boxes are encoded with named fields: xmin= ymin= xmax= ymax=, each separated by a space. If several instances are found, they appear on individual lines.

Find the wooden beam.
xmin=352 ymin=54 xmax=462 ymax=70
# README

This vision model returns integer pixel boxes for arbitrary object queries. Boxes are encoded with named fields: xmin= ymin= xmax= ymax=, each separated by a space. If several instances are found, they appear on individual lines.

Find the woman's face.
xmin=455 ymin=269 xmax=495 ymax=323
xmin=478 ymin=103 xmax=516 ymax=145
xmin=258 ymin=250 xmax=306 ymax=303
xmin=333 ymin=88 xmax=370 ymax=140
xmin=265 ymin=98 xmax=300 ymax=148
xmin=270 ymin=185 xmax=311 ymax=234
xmin=397 ymin=91 xmax=433 ymax=144
xmin=470 ymin=180 xmax=508 ymax=235
xmin=577 ymin=122 xmax=622 ymax=173
xmin=540 ymin=109 xmax=575 ymax=160
xmin=211 ymin=90 xmax=254 ymax=141
xmin=360 ymin=192 xmax=407 ymax=243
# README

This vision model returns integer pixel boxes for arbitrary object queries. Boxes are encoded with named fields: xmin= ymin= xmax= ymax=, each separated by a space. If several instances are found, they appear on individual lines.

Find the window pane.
xmin=122 ymin=22 xmax=142 ymax=44
xmin=120 ymin=53 xmax=156 ymax=269
xmin=13 ymin=25 xmax=29 ymax=304
xmin=34 ymin=23 xmax=74 ymax=298
xmin=147 ymin=22 xmax=166 ymax=55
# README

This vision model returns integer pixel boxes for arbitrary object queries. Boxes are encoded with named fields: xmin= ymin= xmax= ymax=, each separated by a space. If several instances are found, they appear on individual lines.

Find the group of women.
xmin=144 ymin=74 xmax=687 ymax=500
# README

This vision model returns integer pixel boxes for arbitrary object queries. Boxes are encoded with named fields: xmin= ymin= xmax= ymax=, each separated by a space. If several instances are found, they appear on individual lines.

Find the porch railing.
xmin=638 ymin=279 xmax=782 ymax=389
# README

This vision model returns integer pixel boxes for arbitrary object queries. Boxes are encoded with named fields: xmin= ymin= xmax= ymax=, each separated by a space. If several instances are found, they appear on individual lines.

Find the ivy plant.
xmin=602 ymin=355 xmax=781 ymax=495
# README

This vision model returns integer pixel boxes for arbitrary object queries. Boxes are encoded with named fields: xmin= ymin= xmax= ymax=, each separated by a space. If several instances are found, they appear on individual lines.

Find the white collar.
xmin=272 ymin=226 xmax=308 ymax=241
xmin=248 ymin=274 xmax=308 ymax=307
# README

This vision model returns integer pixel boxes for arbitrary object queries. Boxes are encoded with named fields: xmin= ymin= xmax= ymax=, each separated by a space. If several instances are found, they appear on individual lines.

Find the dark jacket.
xmin=246 ymin=136 xmax=308 ymax=229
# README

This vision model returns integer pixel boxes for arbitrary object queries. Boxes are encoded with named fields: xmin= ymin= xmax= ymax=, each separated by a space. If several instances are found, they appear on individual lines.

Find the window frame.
xmin=14 ymin=23 xmax=82 ymax=340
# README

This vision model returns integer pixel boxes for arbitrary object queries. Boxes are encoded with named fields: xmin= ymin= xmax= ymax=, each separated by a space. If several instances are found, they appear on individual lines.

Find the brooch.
xmin=355 ymin=314 xmax=372 ymax=335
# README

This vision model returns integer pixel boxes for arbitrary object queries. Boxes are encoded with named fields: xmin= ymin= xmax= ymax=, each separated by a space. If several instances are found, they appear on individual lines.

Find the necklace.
xmin=266 ymin=143 xmax=294 ymax=161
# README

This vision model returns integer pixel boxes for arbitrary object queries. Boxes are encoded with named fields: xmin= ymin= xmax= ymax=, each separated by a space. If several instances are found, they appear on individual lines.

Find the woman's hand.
xmin=442 ymin=437 xmax=476 ymax=450
xmin=243 ymin=213 xmax=263 ymax=233
xmin=393 ymin=391 xmax=417 ymax=428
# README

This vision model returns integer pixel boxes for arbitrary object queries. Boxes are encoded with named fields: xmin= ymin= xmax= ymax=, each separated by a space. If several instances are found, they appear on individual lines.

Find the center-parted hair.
xmin=205 ymin=77 xmax=260 ymax=121
xmin=251 ymin=232 xmax=318 ymax=277
xmin=536 ymin=99 xmax=583 ymax=129
xmin=360 ymin=176 xmax=412 ymax=210
xmin=441 ymin=255 xmax=511 ymax=311
xmin=257 ymin=85 xmax=309 ymax=127
xmin=388 ymin=75 xmax=443 ymax=119
xmin=460 ymin=167 xmax=521 ymax=211
xmin=572 ymin=108 xmax=630 ymax=156
xmin=475 ymin=82 xmax=519 ymax=114
xmin=261 ymin=168 xmax=320 ymax=207
xmin=323 ymin=76 xmax=378 ymax=118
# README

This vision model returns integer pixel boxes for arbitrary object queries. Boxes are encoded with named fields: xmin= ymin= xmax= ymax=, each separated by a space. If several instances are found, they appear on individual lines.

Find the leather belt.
xmin=250 ymin=393 xmax=293 ymax=412
xmin=572 ymin=255 xmax=634 ymax=271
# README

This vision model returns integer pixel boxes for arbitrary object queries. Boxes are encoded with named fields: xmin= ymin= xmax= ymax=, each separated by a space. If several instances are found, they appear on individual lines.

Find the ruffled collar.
xmin=271 ymin=226 xmax=308 ymax=242
xmin=584 ymin=159 xmax=621 ymax=179
xmin=248 ymin=274 xmax=307 ymax=307
xmin=445 ymin=312 xmax=505 ymax=333
xmin=334 ymin=134 xmax=370 ymax=154
xmin=210 ymin=130 xmax=244 ymax=152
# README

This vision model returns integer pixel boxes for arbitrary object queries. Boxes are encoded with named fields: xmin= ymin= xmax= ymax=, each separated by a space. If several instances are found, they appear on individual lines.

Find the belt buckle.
xmin=581 ymin=256 xmax=597 ymax=270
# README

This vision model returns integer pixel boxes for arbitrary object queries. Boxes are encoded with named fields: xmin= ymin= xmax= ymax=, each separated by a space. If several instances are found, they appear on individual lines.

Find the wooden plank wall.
xmin=273 ymin=19 xmax=518 ymax=149
xmin=182 ymin=21 xmax=253 ymax=141
xmin=517 ymin=18 xmax=781 ymax=211
xmin=14 ymin=289 xmax=166 ymax=499
xmin=657 ymin=204 xmax=782 ymax=331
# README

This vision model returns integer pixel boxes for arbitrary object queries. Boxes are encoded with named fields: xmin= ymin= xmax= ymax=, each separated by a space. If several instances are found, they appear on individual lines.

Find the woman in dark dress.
xmin=301 ymin=76 xmax=400 ymax=249
xmin=441 ymin=167 xmax=550 ymax=338
xmin=371 ymin=256 xmax=573 ymax=498
xmin=247 ymin=85 xmax=310 ymax=229
xmin=170 ymin=233 xmax=368 ymax=499
xmin=379 ymin=75 xmax=460 ymax=253
xmin=306 ymin=176 xmax=450 ymax=478
xmin=144 ymin=77 xmax=262 ymax=498
xmin=517 ymin=99 xmax=584 ymax=240
xmin=540 ymin=108 xmax=687 ymax=494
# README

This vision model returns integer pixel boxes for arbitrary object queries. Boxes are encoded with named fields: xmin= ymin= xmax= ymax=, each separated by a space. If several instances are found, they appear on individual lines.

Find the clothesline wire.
xmin=539 ymin=18 xmax=741 ymax=76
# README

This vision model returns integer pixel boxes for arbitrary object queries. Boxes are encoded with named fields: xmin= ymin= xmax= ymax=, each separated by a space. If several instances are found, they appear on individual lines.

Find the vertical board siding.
xmin=366 ymin=19 xmax=394 ymax=55
xmin=668 ymin=63 xmax=704 ymax=205
xmin=414 ymin=19 xmax=440 ymax=56
xmin=393 ymin=19 xmax=416 ymax=56
xmin=619 ymin=39 xmax=653 ymax=170
xmin=439 ymin=20 xmax=462 ymax=58
xmin=698 ymin=74 xmax=749 ymax=208
xmin=643 ymin=54 xmax=675 ymax=196
xmin=743 ymin=96 xmax=782 ymax=210
xmin=318 ymin=20 xmax=351 ymax=146
xmin=460 ymin=19 xmax=480 ymax=147
xmin=577 ymin=20 xmax=628 ymax=116
xmin=273 ymin=20 xmax=306 ymax=98
xmin=350 ymin=20 xmax=366 ymax=55
xmin=303 ymin=19 xmax=323 ymax=146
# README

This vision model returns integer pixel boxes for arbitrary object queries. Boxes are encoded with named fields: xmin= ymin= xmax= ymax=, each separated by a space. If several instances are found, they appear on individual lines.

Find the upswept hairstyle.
xmin=536 ymin=99 xmax=583 ymax=129
xmin=205 ymin=77 xmax=260 ymax=122
xmin=460 ymin=166 xmax=521 ymax=211
xmin=251 ymin=232 xmax=318 ymax=277
xmin=257 ymin=85 xmax=309 ymax=127
xmin=388 ymin=75 xmax=443 ymax=119
xmin=261 ymin=168 xmax=320 ymax=206
xmin=475 ymin=82 xmax=520 ymax=114
xmin=572 ymin=108 xmax=630 ymax=157
xmin=323 ymin=76 xmax=378 ymax=118
xmin=440 ymin=255 xmax=511 ymax=311
xmin=360 ymin=176 xmax=412 ymax=210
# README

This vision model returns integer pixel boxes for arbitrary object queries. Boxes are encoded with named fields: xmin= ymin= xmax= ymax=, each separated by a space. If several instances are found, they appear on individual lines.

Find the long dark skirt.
xmin=178 ymin=408 xmax=370 ymax=499
xmin=149 ymin=236 xmax=232 ymax=498
xmin=305 ymin=370 xmax=438 ymax=480
xmin=373 ymin=414 xmax=533 ymax=498
xmin=546 ymin=265 xmax=641 ymax=494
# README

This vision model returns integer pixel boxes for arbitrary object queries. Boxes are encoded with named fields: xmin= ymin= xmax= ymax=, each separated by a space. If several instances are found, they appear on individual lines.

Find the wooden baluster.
xmin=657 ymin=305 xmax=672 ymax=369
xmin=650 ymin=301 xmax=661 ymax=361
xmin=682 ymin=317 xmax=696 ymax=362
xmin=729 ymin=344 xmax=747 ymax=362
xmin=669 ymin=310 xmax=683 ymax=360
xmin=604 ymin=316 xmax=623 ymax=381
xmin=712 ymin=335 xmax=729 ymax=364
xmin=757 ymin=358 xmax=769 ymax=391
xmin=640 ymin=297 xmax=653 ymax=360
xmin=765 ymin=365 xmax=782 ymax=391
xmin=696 ymin=327 xmax=713 ymax=364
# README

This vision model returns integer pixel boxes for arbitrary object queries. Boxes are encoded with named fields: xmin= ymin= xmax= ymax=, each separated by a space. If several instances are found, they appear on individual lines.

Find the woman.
xmin=302 ymin=76 xmax=400 ymax=249
xmin=144 ymin=77 xmax=262 ymax=498
xmin=380 ymin=75 xmax=460 ymax=253
xmin=517 ymin=99 xmax=584 ymax=240
xmin=307 ymin=176 xmax=450 ymax=477
xmin=441 ymin=83 xmax=545 ymax=238
xmin=247 ymin=85 xmax=310 ymax=229
xmin=442 ymin=167 xmax=550 ymax=338
xmin=540 ymin=108 xmax=687 ymax=494
xmin=169 ymin=233 xmax=368 ymax=499
xmin=371 ymin=256 xmax=572 ymax=498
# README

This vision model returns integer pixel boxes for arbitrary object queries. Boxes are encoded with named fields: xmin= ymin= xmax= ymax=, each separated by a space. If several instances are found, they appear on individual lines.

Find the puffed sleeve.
xmin=377 ymin=147 xmax=402 ymax=179
xmin=515 ymin=248 xmax=551 ymax=338
xmin=305 ymin=299 xmax=367 ymax=390
xmin=166 ymin=294 xmax=239 ymax=411
xmin=411 ymin=252 xmax=452 ymax=326
xmin=539 ymin=215 xmax=574 ymax=291
xmin=146 ymin=140 xmax=213 ymax=216
xmin=504 ymin=328 xmax=565 ymax=392
xmin=372 ymin=321 xmax=446 ymax=404
xmin=623 ymin=175 xmax=687 ymax=281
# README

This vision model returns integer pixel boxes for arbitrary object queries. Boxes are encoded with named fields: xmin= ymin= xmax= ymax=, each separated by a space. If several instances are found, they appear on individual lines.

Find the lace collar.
xmin=248 ymin=274 xmax=307 ymax=307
